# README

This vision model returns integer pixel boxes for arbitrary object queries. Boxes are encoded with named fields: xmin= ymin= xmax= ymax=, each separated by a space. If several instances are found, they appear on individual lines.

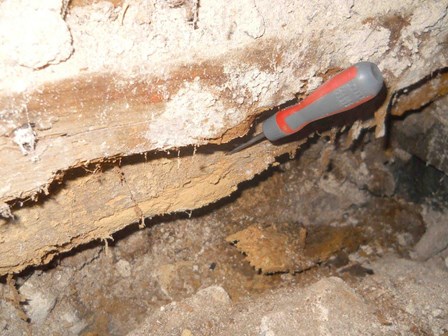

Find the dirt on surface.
xmin=1 ymin=129 xmax=447 ymax=335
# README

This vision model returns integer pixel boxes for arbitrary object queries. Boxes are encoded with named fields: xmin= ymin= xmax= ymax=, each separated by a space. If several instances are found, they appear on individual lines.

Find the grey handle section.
xmin=263 ymin=62 xmax=384 ymax=141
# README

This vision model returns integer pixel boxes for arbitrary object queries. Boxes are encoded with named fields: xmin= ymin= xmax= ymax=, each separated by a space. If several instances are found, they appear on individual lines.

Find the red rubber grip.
xmin=276 ymin=66 xmax=358 ymax=134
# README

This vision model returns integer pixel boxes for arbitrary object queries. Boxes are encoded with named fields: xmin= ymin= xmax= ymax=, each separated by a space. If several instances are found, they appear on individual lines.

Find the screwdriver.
xmin=228 ymin=61 xmax=384 ymax=155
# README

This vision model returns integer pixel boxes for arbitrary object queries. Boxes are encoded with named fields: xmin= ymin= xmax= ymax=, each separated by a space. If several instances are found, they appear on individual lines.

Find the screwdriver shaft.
xmin=227 ymin=133 xmax=266 ymax=155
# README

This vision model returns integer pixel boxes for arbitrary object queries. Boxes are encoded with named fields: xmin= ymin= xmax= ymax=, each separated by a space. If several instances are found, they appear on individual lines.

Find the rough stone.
xmin=0 ymin=295 xmax=29 ymax=336
xmin=393 ymin=95 xmax=448 ymax=175
xmin=128 ymin=285 xmax=232 ymax=336
xmin=332 ymin=139 xmax=397 ymax=197
xmin=252 ymin=277 xmax=381 ymax=336
xmin=413 ymin=207 xmax=448 ymax=261
xmin=18 ymin=282 xmax=56 ymax=326
xmin=127 ymin=257 xmax=448 ymax=336
xmin=129 ymin=277 xmax=383 ymax=336
xmin=363 ymin=256 xmax=448 ymax=336
xmin=115 ymin=259 xmax=132 ymax=278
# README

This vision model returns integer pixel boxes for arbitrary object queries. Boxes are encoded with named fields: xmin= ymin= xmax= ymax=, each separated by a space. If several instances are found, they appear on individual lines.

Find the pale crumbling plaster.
xmin=1 ymin=0 xmax=446 ymax=146
xmin=0 ymin=0 xmax=73 ymax=69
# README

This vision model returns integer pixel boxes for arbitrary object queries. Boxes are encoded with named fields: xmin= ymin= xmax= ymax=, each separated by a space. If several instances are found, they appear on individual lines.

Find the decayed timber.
xmin=0 ymin=0 xmax=447 ymax=275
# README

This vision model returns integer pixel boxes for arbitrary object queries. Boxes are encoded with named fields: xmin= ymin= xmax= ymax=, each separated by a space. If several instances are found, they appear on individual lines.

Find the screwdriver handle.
xmin=262 ymin=62 xmax=384 ymax=141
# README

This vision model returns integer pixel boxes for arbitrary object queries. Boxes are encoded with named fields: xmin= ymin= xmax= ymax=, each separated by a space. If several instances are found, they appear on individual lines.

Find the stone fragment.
xmin=254 ymin=277 xmax=380 ymax=336
xmin=116 ymin=259 xmax=132 ymax=278
xmin=366 ymin=256 xmax=448 ymax=335
xmin=0 ymin=299 xmax=30 ymax=335
xmin=128 ymin=286 xmax=231 ymax=336
xmin=19 ymin=283 xmax=56 ymax=325
xmin=129 ymin=277 xmax=383 ymax=336
xmin=393 ymin=96 xmax=448 ymax=175
xmin=413 ymin=208 xmax=448 ymax=261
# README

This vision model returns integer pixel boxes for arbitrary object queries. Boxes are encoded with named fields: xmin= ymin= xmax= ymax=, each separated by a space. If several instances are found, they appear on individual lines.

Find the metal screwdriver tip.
xmin=227 ymin=133 xmax=266 ymax=155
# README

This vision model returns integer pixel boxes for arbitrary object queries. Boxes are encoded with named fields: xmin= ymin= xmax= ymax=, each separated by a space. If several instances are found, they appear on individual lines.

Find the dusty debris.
xmin=12 ymin=123 xmax=37 ymax=155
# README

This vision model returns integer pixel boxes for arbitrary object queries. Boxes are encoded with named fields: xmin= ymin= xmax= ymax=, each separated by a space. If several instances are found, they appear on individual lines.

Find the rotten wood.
xmin=1 ymin=0 xmax=447 ymax=277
